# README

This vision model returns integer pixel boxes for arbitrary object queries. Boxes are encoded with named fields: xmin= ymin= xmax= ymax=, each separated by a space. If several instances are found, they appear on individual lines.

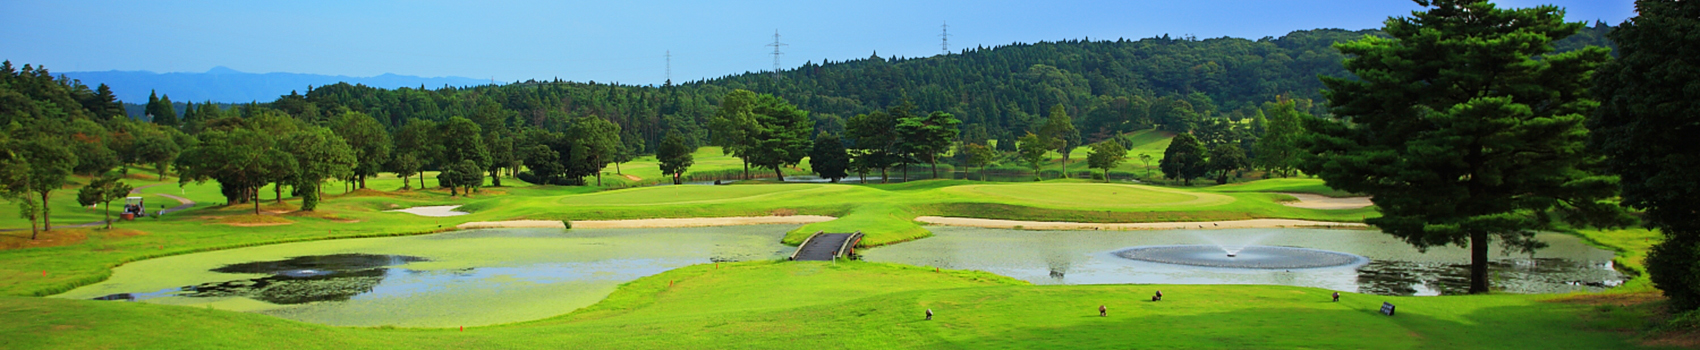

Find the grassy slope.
xmin=1 ymin=259 xmax=1670 ymax=349
xmin=0 ymin=148 xmax=1674 ymax=349
xmin=3 ymin=173 xmax=1373 ymax=298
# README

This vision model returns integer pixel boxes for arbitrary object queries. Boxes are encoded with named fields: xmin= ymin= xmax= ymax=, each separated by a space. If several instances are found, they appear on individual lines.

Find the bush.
xmin=1647 ymin=236 xmax=1700 ymax=312
xmin=562 ymin=220 xmax=573 ymax=230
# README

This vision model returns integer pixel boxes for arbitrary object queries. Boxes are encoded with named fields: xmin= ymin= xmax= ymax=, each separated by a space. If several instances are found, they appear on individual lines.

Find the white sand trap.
xmin=1278 ymin=193 xmax=1374 ymax=210
xmin=914 ymin=216 xmax=1367 ymax=231
xmin=456 ymin=215 xmax=837 ymax=230
xmin=387 ymin=205 xmax=469 ymax=217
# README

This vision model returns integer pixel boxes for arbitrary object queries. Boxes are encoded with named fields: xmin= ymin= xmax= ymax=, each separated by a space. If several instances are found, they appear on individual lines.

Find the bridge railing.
xmin=788 ymin=231 xmax=824 ymax=261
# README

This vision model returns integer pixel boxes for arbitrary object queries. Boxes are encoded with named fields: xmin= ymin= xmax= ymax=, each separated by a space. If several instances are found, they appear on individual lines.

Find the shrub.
xmin=562 ymin=220 xmax=573 ymax=230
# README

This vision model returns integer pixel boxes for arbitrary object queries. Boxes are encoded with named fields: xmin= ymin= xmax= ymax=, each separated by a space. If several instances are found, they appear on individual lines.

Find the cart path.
xmin=0 ymin=183 xmax=196 ymax=231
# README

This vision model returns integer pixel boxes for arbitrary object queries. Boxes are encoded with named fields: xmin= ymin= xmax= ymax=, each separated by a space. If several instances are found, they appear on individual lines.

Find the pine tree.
xmin=1302 ymin=0 xmax=1619 ymax=294
xmin=1590 ymin=0 xmax=1700 ymax=311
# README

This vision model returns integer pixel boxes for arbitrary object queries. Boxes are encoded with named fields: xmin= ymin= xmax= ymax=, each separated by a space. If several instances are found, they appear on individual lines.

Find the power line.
xmin=940 ymin=21 xmax=950 ymax=56
xmin=766 ymin=30 xmax=787 ymax=82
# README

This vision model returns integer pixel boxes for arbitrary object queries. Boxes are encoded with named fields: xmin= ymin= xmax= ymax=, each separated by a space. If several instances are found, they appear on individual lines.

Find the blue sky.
xmin=1 ymin=0 xmax=1633 ymax=85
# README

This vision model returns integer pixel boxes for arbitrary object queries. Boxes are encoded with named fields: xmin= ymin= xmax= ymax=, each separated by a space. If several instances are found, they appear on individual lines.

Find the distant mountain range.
xmin=62 ymin=66 xmax=488 ymax=103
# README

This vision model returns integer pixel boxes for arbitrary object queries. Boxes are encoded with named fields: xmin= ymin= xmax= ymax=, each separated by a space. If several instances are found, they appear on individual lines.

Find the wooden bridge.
xmin=789 ymin=231 xmax=863 ymax=261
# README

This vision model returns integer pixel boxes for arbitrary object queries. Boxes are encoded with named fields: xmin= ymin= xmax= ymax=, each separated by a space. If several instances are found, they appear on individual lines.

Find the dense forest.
xmin=0 ymin=24 xmax=1617 ymax=235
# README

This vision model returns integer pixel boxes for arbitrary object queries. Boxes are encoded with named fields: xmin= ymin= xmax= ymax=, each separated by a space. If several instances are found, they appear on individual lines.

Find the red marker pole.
xmin=459 ymin=326 xmax=463 ymax=332
xmin=42 ymin=270 xmax=47 ymax=277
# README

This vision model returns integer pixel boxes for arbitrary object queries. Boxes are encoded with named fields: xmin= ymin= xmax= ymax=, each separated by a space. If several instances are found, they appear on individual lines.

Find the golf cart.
xmin=121 ymin=196 xmax=146 ymax=220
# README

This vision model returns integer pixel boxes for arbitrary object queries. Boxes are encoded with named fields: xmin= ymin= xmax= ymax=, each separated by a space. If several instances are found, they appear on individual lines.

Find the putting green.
xmin=557 ymin=183 xmax=844 ymax=206
xmin=941 ymin=183 xmax=1235 ymax=209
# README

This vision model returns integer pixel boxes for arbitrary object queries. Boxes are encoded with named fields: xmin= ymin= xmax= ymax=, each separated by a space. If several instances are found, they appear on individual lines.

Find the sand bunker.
xmin=387 ymin=205 xmax=468 ymax=217
xmin=913 ymin=216 xmax=1367 ymax=230
xmin=456 ymin=215 xmax=836 ymax=230
xmin=1278 ymin=193 xmax=1374 ymax=210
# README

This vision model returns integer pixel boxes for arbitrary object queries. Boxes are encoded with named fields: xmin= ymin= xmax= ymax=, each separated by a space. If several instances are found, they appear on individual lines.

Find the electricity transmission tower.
xmin=940 ymin=21 xmax=950 ymax=55
xmin=665 ymin=50 xmax=672 ymax=86
xmin=766 ymin=30 xmax=787 ymax=82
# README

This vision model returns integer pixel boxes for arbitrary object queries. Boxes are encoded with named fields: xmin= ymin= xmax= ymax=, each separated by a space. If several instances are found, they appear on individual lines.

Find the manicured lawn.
xmin=0 ymin=260 xmax=1670 ymax=349
xmin=0 ymin=149 xmax=1672 ymax=349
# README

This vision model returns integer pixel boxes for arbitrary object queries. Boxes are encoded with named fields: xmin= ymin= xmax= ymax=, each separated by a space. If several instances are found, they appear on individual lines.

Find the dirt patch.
xmin=622 ymin=174 xmax=642 ymax=181
xmin=913 ymin=216 xmax=1368 ymax=230
xmin=217 ymin=215 xmax=294 ymax=226
xmin=0 ymin=229 xmax=89 ymax=249
xmin=0 ymin=228 xmax=147 ymax=250
xmin=457 ymin=215 xmax=837 ymax=230
xmin=124 ymin=172 xmax=165 ymax=181
xmin=1548 ymin=291 xmax=1665 ymax=306
xmin=1642 ymin=330 xmax=1700 ymax=348
xmin=338 ymin=188 xmax=395 ymax=197
xmin=1277 ymin=192 xmax=1374 ymax=210
xmin=283 ymin=210 xmax=359 ymax=222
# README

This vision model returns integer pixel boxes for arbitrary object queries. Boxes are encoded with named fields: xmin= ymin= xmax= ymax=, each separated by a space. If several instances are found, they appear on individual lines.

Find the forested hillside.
xmin=293 ymin=24 xmax=1612 ymax=152
xmin=0 ymin=23 xmax=1618 ymax=227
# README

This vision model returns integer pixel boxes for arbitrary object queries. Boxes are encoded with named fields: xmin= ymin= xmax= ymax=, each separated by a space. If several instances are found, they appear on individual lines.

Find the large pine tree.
xmin=1590 ymin=0 xmax=1700 ymax=311
xmin=1302 ymin=0 xmax=1619 ymax=294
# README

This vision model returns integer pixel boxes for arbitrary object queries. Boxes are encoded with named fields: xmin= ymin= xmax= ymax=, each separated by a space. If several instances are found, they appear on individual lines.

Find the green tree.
xmin=388 ymin=153 xmax=423 ymax=190
xmin=896 ymin=111 xmax=961 ymax=179
xmin=846 ymin=107 xmax=902 ymax=182
xmin=1137 ymin=153 xmax=1154 ymax=180
xmin=391 ymin=119 xmax=439 ymax=188
xmin=485 ymin=134 xmax=515 ymax=187
xmin=808 ymin=131 xmax=850 ymax=182
xmin=563 ymin=116 xmax=622 ymax=186
xmin=1302 ymin=0 xmax=1617 ymax=294
xmin=1159 ymin=133 xmax=1207 ymax=185
xmin=1017 ymin=133 xmax=1049 ymax=181
xmin=1039 ymin=105 xmax=1080 ymax=178
xmin=18 ymin=135 xmax=77 ymax=236
xmin=744 ymin=93 xmax=814 ymax=181
xmin=1255 ymin=99 xmax=1306 ymax=178
xmin=436 ymin=117 xmax=490 ymax=186
xmin=1087 ymin=140 xmax=1127 ymax=183
xmin=150 ymin=93 xmax=178 ymax=128
xmin=1206 ymin=143 xmax=1247 ymax=184
xmin=1589 ymin=0 xmax=1700 ymax=311
xmin=331 ymin=111 xmax=392 ymax=189
xmin=76 ymin=169 xmax=132 ymax=229
xmin=709 ymin=90 xmax=761 ymax=179
xmin=90 ymin=84 xmax=124 ymax=119
xmin=283 ymin=128 xmax=357 ymax=211
xmin=438 ymin=159 xmax=485 ymax=196
xmin=962 ymin=143 xmax=996 ymax=181
xmin=658 ymin=130 xmax=695 ymax=184
xmin=132 ymin=131 xmax=181 ymax=180
xmin=177 ymin=128 xmax=288 ymax=215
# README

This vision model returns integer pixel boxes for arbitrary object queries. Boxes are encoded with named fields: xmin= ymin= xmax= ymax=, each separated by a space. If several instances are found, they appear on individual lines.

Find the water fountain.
xmin=1112 ymin=231 xmax=1367 ymax=269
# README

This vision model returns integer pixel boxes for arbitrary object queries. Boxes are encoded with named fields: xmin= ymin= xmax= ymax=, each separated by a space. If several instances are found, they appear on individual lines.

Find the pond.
xmin=860 ymin=227 xmax=1625 ymax=296
xmin=53 ymin=226 xmax=794 ymax=327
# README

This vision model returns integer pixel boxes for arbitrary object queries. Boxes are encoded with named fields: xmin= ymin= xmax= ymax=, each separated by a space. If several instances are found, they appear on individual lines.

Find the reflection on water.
xmin=57 ymin=226 xmax=795 ymax=327
xmin=861 ymin=227 xmax=1625 ymax=296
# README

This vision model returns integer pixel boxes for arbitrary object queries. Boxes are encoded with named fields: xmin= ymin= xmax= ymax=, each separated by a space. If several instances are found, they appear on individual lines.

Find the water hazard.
xmin=56 ymin=226 xmax=795 ymax=327
xmin=861 ymin=227 xmax=1624 ymax=296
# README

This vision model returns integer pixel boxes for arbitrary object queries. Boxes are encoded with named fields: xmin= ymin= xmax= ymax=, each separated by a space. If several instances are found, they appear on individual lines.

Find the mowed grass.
xmin=0 ymin=148 xmax=1672 ymax=349
xmin=0 ymin=174 xmax=1376 ymax=298
xmin=0 ymin=260 xmax=1669 ymax=349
